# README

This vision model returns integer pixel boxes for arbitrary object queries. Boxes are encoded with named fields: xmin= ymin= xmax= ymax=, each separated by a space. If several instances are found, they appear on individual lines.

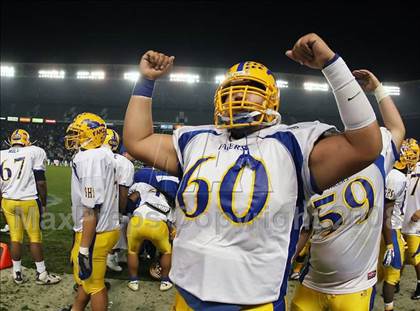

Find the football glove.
xmin=78 ymin=252 xmax=92 ymax=280
xmin=383 ymin=245 xmax=395 ymax=267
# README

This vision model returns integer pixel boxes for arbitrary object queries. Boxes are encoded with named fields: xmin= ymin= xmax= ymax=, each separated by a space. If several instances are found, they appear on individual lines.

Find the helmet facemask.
xmin=64 ymin=113 xmax=107 ymax=151
xmin=214 ymin=62 xmax=280 ymax=129
xmin=64 ymin=128 xmax=81 ymax=150
xmin=396 ymin=138 xmax=419 ymax=171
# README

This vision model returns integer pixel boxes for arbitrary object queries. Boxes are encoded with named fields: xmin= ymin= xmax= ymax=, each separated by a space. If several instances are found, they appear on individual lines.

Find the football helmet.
xmin=394 ymin=138 xmax=419 ymax=170
xmin=214 ymin=61 xmax=280 ymax=128
xmin=103 ymin=129 xmax=120 ymax=152
xmin=64 ymin=112 xmax=107 ymax=150
xmin=9 ymin=129 xmax=31 ymax=146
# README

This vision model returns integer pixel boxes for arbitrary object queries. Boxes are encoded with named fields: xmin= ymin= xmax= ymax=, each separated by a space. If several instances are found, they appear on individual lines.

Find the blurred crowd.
xmin=1 ymin=122 xmax=124 ymax=163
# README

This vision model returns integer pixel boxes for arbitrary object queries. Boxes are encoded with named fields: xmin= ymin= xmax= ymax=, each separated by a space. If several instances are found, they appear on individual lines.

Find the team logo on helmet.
xmin=9 ymin=129 xmax=31 ymax=146
xmin=103 ymin=129 xmax=120 ymax=152
xmin=64 ymin=112 xmax=107 ymax=150
xmin=12 ymin=133 xmax=22 ymax=140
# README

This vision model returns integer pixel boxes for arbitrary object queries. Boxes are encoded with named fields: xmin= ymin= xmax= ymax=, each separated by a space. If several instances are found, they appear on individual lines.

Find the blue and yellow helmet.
xmin=9 ymin=129 xmax=31 ymax=146
xmin=214 ymin=61 xmax=280 ymax=128
xmin=64 ymin=112 xmax=107 ymax=150
xmin=103 ymin=128 xmax=120 ymax=152
xmin=394 ymin=138 xmax=419 ymax=170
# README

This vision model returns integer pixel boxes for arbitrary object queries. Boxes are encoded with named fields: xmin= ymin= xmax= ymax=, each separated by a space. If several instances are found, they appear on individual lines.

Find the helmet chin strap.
xmin=264 ymin=109 xmax=281 ymax=126
xmin=219 ymin=111 xmax=261 ymax=123
xmin=220 ymin=109 xmax=281 ymax=126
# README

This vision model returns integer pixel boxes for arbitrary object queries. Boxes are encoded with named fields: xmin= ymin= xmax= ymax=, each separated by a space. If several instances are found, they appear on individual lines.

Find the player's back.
xmin=71 ymin=147 xmax=119 ymax=233
xmin=129 ymin=182 xmax=172 ymax=222
xmin=134 ymin=167 xmax=179 ymax=202
xmin=0 ymin=145 xmax=46 ymax=200
xmin=386 ymin=168 xmax=408 ymax=229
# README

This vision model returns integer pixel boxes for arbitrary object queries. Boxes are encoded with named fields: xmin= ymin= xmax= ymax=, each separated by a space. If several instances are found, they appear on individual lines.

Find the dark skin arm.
xmin=119 ymin=185 xmax=129 ymax=214
xmin=36 ymin=179 xmax=47 ymax=211
xmin=382 ymin=200 xmax=394 ymax=245
xmin=80 ymin=207 xmax=99 ymax=248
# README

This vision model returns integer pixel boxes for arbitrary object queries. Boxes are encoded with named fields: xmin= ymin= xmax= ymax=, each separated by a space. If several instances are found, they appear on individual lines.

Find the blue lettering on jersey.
xmin=218 ymin=143 xmax=249 ymax=152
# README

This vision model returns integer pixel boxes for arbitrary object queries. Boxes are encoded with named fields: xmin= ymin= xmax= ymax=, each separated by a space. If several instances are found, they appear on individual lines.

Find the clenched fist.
xmin=140 ymin=50 xmax=175 ymax=80
xmin=286 ymin=33 xmax=335 ymax=69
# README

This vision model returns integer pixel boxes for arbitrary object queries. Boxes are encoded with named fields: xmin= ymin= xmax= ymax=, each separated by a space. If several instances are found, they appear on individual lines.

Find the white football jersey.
xmin=129 ymin=182 xmax=173 ymax=222
xmin=0 ymin=145 xmax=46 ymax=200
xmin=402 ymin=162 xmax=420 ymax=235
xmin=71 ymin=147 xmax=119 ymax=233
xmin=114 ymin=153 xmax=134 ymax=187
xmin=385 ymin=169 xmax=408 ymax=230
xmin=169 ymin=121 xmax=333 ymax=304
xmin=302 ymin=128 xmax=398 ymax=294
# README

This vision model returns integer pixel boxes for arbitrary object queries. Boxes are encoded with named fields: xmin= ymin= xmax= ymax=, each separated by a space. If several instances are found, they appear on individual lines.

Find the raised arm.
xmin=287 ymin=33 xmax=382 ymax=191
xmin=123 ymin=51 xmax=179 ymax=175
xmin=353 ymin=69 xmax=405 ymax=150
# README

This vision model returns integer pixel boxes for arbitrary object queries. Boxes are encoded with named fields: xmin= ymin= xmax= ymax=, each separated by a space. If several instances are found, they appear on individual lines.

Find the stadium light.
xmin=20 ymin=117 xmax=31 ymax=123
xmin=7 ymin=116 xmax=18 ymax=122
xmin=124 ymin=72 xmax=140 ymax=82
xmin=170 ymin=73 xmax=200 ymax=83
xmin=0 ymin=117 xmax=7 ymax=121
xmin=303 ymin=82 xmax=329 ymax=92
xmin=1 ymin=65 xmax=15 ymax=77
xmin=32 ymin=118 xmax=44 ymax=123
xmin=214 ymin=75 xmax=225 ymax=84
xmin=38 ymin=70 xmax=65 ymax=79
xmin=276 ymin=80 xmax=289 ymax=88
xmin=383 ymin=85 xmax=400 ymax=96
xmin=160 ymin=124 xmax=173 ymax=130
xmin=76 ymin=71 xmax=105 ymax=80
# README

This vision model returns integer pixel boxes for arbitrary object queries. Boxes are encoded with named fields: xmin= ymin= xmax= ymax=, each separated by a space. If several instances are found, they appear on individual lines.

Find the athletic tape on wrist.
xmin=374 ymin=84 xmax=390 ymax=103
xmin=132 ymin=78 xmax=155 ymax=97
xmin=79 ymin=246 xmax=89 ymax=256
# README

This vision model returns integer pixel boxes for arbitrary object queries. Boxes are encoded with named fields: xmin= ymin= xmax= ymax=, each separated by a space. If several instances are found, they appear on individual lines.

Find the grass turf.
xmin=0 ymin=165 xmax=152 ymax=279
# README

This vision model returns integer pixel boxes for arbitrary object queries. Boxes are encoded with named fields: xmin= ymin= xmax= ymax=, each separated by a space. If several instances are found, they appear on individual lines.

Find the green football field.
xmin=1 ymin=166 xmax=73 ymax=274
xmin=1 ymin=166 xmax=419 ymax=311
xmin=0 ymin=166 xmax=145 ymax=279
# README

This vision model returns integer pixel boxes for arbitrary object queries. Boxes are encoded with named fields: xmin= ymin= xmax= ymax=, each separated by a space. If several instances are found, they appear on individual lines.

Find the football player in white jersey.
xmin=380 ymin=140 xmax=415 ymax=310
xmin=123 ymin=33 xmax=383 ymax=309
xmin=401 ymin=140 xmax=420 ymax=300
xmin=126 ymin=179 xmax=175 ymax=292
xmin=102 ymin=129 xmax=134 ymax=272
xmin=0 ymin=129 xmax=61 ymax=285
xmin=291 ymin=69 xmax=405 ymax=311
xmin=64 ymin=113 xmax=120 ymax=311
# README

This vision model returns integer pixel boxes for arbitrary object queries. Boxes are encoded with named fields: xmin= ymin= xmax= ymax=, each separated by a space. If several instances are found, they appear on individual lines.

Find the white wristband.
xmin=322 ymin=57 xmax=376 ymax=130
xmin=79 ymin=246 xmax=89 ymax=256
xmin=374 ymin=84 xmax=390 ymax=103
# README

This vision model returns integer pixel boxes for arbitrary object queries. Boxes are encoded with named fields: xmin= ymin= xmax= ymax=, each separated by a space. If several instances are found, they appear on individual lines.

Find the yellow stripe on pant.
xmin=378 ymin=230 xmax=405 ymax=285
xmin=71 ymin=230 xmax=119 ymax=295
xmin=1 ymin=198 xmax=42 ymax=243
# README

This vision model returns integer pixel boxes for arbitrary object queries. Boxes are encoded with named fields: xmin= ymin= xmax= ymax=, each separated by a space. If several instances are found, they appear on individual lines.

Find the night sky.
xmin=2 ymin=1 xmax=420 ymax=81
